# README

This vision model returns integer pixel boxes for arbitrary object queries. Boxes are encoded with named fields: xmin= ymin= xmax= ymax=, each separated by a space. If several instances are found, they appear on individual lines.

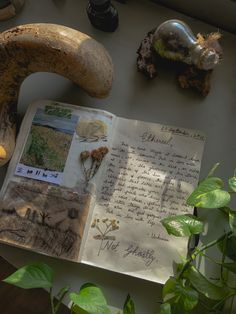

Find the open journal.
xmin=0 ymin=100 xmax=205 ymax=284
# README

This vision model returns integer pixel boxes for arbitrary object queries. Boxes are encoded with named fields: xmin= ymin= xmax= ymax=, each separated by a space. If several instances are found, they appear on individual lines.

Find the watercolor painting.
xmin=0 ymin=180 xmax=91 ymax=260
xmin=76 ymin=119 xmax=108 ymax=142
xmin=20 ymin=106 xmax=78 ymax=172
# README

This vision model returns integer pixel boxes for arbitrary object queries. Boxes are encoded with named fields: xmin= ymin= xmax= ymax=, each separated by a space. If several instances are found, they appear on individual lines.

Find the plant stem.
xmin=200 ymin=252 xmax=220 ymax=265
xmin=220 ymin=234 xmax=228 ymax=284
xmin=54 ymin=288 xmax=69 ymax=314
xmin=98 ymin=238 xmax=104 ymax=256
xmin=198 ymin=299 xmax=215 ymax=312
xmin=50 ymin=288 xmax=55 ymax=314
xmin=212 ymin=292 xmax=236 ymax=311
xmin=178 ymin=231 xmax=232 ymax=280
xmin=206 ymin=163 xmax=220 ymax=178
xmin=230 ymin=295 xmax=235 ymax=314
xmin=192 ymin=231 xmax=232 ymax=259
xmin=95 ymin=224 xmax=104 ymax=235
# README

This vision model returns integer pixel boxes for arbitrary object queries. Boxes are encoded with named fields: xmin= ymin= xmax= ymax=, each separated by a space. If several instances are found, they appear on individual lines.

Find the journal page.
xmin=81 ymin=117 xmax=205 ymax=283
xmin=0 ymin=100 xmax=115 ymax=262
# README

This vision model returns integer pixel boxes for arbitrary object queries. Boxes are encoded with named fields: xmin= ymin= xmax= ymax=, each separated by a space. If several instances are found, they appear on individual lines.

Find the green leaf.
xmin=187 ymin=177 xmax=230 ymax=208
xmin=123 ymin=294 xmax=135 ymax=314
xmin=70 ymin=283 xmax=111 ymax=314
xmin=218 ymin=235 xmax=236 ymax=261
xmin=3 ymin=262 xmax=53 ymax=289
xmin=221 ymin=262 xmax=236 ymax=274
xmin=229 ymin=210 xmax=236 ymax=234
xmin=159 ymin=303 xmax=171 ymax=314
xmin=183 ymin=266 xmax=231 ymax=300
xmin=229 ymin=177 xmax=236 ymax=192
xmin=163 ymin=277 xmax=198 ymax=311
xmin=161 ymin=215 xmax=204 ymax=237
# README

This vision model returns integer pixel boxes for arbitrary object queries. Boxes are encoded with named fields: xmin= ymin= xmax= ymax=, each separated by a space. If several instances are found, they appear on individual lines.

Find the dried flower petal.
xmin=99 ymin=146 xmax=109 ymax=157
xmin=80 ymin=151 xmax=90 ymax=161
xmin=91 ymin=149 xmax=102 ymax=161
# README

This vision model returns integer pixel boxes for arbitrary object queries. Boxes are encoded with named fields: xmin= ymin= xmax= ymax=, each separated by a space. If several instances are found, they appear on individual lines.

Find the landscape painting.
xmin=16 ymin=106 xmax=78 ymax=184
xmin=0 ymin=180 xmax=91 ymax=261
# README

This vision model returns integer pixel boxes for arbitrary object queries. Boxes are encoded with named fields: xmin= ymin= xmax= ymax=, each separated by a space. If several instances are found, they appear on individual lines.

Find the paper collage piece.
xmin=0 ymin=180 xmax=91 ymax=261
xmin=15 ymin=105 xmax=78 ymax=185
xmin=76 ymin=119 xmax=108 ymax=142
xmin=62 ymin=108 xmax=114 ymax=189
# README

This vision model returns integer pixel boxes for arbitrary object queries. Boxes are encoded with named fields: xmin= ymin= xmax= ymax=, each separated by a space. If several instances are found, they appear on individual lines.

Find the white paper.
xmin=81 ymin=117 xmax=205 ymax=283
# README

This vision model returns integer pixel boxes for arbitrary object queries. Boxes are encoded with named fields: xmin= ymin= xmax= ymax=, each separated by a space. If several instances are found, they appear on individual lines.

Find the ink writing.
xmin=123 ymin=244 xmax=157 ymax=266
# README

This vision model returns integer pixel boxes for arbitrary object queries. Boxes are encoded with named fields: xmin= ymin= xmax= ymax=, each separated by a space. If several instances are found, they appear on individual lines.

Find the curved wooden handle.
xmin=0 ymin=23 xmax=114 ymax=166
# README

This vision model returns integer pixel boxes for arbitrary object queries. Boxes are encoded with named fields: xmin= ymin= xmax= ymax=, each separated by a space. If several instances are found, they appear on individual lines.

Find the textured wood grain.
xmin=0 ymin=23 xmax=113 ymax=166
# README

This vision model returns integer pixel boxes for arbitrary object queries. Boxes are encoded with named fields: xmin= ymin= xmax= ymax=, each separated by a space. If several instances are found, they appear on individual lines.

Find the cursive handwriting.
xmin=123 ymin=243 xmax=157 ymax=266
xmin=140 ymin=132 xmax=172 ymax=145
xmin=100 ymin=240 xmax=120 ymax=252
xmin=98 ymin=140 xmax=200 ymax=228
xmin=150 ymin=233 xmax=169 ymax=241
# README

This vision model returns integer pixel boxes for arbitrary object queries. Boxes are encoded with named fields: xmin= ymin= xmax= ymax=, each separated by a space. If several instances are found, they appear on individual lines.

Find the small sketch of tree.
xmin=91 ymin=218 xmax=119 ymax=256
xmin=39 ymin=211 xmax=51 ymax=226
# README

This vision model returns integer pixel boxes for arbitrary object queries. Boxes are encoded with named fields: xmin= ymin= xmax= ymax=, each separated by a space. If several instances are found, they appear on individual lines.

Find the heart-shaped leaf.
xmin=123 ymin=294 xmax=135 ymax=314
xmin=70 ymin=283 xmax=111 ymax=314
xmin=163 ymin=277 xmax=198 ymax=311
xmin=218 ymin=235 xmax=236 ymax=261
xmin=161 ymin=215 xmax=204 ymax=237
xmin=229 ymin=177 xmax=236 ymax=192
xmin=159 ymin=303 xmax=171 ymax=314
xmin=187 ymin=177 xmax=230 ymax=208
xmin=183 ymin=266 xmax=232 ymax=300
xmin=3 ymin=262 xmax=53 ymax=289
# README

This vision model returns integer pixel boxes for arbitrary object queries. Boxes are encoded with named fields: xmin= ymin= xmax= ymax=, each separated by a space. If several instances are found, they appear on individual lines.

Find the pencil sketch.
xmin=0 ymin=180 xmax=91 ymax=260
xmin=91 ymin=218 xmax=119 ymax=256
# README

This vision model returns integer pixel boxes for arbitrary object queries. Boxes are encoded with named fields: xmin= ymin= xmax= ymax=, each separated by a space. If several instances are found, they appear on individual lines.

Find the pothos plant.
xmin=159 ymin=163 xmax=236 ymax=314
xmin=3 ymin=163 xmax=236 ymax=314
xmin=2 ymin=261 xmax=135 ymax=314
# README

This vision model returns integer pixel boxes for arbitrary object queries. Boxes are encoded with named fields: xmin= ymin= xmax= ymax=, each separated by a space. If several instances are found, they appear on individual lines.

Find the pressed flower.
xmin=99 ymin=146 xmax=109 ymax=157
xmin=79 ymin=146 xmax=109 ymax=184
xmin=80 ymin=151 xmax=90 ymax=161
xmin=91 ymin=149 xmax=103 ymax=161
xmin=91 ymin=219 xmax=97 ymax=228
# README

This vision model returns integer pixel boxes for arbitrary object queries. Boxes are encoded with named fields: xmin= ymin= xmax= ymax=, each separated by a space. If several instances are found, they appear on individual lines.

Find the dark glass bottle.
xmin=86 ymin=0 xmax=119 ymax=32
